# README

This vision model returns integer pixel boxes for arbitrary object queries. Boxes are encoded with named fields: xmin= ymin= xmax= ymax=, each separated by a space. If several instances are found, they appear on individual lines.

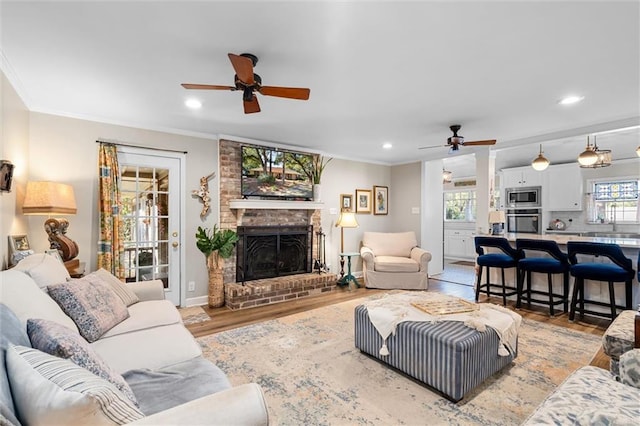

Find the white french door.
xmin=117 ymin=148 xmax=184 ymax=306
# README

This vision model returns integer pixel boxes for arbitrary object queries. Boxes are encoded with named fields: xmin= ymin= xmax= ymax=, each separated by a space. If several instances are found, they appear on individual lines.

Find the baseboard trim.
xmin=184 ymin=295 xmax=208 ymax=307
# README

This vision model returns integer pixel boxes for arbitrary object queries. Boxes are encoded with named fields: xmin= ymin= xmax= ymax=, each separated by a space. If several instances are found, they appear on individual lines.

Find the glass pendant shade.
xmin=636 ymin=145 xmax=640 ymax=157
xmin=578 ymin=136 xmax=598 ymax=166
xmin=442 ymin=169 xmax=452 ymax=183
xmin=580 ymin=136 xmax=612 ymax=168
xmin=531 ymin=144 xmax=549 ymax=171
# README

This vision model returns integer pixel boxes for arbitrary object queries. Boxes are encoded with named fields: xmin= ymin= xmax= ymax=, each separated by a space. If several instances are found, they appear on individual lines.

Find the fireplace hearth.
xmin=236 ymin=225 xmax=313 ymax=282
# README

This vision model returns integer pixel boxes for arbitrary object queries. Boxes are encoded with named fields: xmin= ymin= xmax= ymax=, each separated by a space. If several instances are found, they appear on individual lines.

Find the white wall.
xmin=319 ymin=158 xmax=391 ymax=274
xmin=25 ymin=112 xmax=218 ymax=304
xmin=0 ymin=71 xmax=30 ymax=269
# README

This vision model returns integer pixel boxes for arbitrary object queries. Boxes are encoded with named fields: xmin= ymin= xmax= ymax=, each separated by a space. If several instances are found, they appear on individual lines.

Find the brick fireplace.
xmin=219 ymin=139 xmax=338 ymax=310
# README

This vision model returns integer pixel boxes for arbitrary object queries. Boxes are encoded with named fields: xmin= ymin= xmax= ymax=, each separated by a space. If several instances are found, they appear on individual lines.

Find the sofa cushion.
xmin=123 ymin=357 xmax=231 ymax=416
xmin=374 ymin=256 xmax=420 ymax=273
xmin=92 ymin=323 xmax=203 ymax=374
xmin=0 ymin=304 xmax=30 ymax=426
xmin=48 ymin=275 xmax=129 ymax=343
xmin=101 ymin=300 xmax=182 ymax=339
xmin=13 ymin=253 xmax=70 ymax=290
xmin=6 ymin=345 xmax=144 ymax=425
xmin=87 ymin=269 xmax=140 ymax=307
xmin=363 ymin=232 xmax=417 ymax=258
xmin=27 ymin=318 xmax=138 ymax=405
xmin=0 ymin=270 xmax=78 ymax=333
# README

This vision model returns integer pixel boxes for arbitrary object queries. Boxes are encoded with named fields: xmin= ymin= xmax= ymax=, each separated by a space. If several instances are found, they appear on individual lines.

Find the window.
xmin=588 ymin=179 xmax=639 ymax=223
xmin=444 ymin=190 xmax=476 ymax=221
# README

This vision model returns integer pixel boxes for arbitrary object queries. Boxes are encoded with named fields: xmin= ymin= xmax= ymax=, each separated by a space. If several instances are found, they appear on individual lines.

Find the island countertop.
xmin=497 ymin=233 xmax=640 ymax=249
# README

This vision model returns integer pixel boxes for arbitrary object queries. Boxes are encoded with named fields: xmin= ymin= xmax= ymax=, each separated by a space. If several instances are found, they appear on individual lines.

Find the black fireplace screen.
xmin=236 ymin=225 xmax=313 ymax=282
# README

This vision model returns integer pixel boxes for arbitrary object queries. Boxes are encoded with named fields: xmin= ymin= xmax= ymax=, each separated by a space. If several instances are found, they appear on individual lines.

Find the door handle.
xmin=172 ymin=242 xmax=179 ymax=248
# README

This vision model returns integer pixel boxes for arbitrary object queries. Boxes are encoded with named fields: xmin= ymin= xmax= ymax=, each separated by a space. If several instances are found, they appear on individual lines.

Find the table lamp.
xmin=22 ymin=181 xmax=79 ymax=264
xmin=488 ymin=210 xmax=506 ymax=235
xmin=335 ymin=211 xmax=359 ymax=252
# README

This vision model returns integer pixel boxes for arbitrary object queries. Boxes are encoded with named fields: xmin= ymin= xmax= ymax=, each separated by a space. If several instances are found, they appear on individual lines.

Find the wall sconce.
xmin=22 ymin=181 xmax=79 ymax=264
xmin=531 ymin=144 xmax=549 ymax=171
xmin=442 ymin=169 xmax=452 ymax=184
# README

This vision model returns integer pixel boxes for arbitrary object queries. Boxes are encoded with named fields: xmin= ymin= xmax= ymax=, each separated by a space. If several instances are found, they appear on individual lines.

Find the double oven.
xmin=505 ymin=186 xmax=542 ymax=234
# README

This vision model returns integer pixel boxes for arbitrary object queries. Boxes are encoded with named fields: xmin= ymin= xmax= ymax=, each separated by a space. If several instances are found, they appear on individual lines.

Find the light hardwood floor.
xmin=186 ymin=279 xmax=611 ymax=369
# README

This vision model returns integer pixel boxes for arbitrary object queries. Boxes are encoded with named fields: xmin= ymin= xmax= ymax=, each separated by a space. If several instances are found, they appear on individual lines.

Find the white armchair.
xmin=360 ymin=231 xmax=432 ymax=290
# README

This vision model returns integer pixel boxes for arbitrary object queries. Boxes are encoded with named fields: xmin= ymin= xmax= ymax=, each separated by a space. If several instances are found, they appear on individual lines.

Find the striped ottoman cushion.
xmin=354 ymin=304 xmax=517 ymax=401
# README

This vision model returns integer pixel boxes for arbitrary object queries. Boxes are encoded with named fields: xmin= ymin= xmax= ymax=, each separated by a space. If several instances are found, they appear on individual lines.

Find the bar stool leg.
xmin=563 ymin=272 xmax=569 ymax=313
xmin=625 ymin=279 xmax=632 ymax=309
xmin=608 ymin=281 xmax=616 ymax=320
xmin=516 ymin=268 xmax=523 ymax=309
xmin=547 ymin=273 xmax=555 ymax=317
xmin=475 ymin=266 xmax=483 ymax=302
xmin=526 ymin=271 xmax=532 ymax=308
xmin=501 ymin=268 xmax=507 ymax=306
xmin=569 ymin=277 xmax=581 ymax=321
xmin=485 ymin=266 xmax=491 ymax=298
xmin=579 ymin=283 xmax=585 ymax=320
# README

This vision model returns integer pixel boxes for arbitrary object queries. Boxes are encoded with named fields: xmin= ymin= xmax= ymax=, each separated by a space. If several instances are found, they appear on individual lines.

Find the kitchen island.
xmin=481 ymin=233 xmax=639 ymax=318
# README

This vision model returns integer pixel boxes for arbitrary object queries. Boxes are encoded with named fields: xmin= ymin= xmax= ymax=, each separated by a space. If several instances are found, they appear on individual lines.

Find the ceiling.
xmin=1 ymin=1 xmax=639 ymax=175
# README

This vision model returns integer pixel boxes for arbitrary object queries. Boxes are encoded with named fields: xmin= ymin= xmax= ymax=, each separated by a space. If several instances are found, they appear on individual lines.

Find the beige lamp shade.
xmin=335 ymin=211 xmax=359 ymax=228
xmin=488 ymin=210 xmax=506 ymax=224
xmin=23 ymin=181 xmax=77 ymax=215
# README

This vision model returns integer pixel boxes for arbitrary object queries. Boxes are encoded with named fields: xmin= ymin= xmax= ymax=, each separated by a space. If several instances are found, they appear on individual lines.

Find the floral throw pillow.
xmin=47 ymin=274 xmax=129 ymax=342
xmin=27 ymin=318 xmax=138 ymax=405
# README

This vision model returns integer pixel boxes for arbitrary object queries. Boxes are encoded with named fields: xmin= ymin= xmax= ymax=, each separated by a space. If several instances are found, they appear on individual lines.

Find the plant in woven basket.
xmin=195 ymin=225 xmax=238 ymax=308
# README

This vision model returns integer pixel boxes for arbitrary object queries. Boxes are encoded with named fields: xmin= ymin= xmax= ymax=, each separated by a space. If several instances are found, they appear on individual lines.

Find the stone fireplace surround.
xmin=219 ymin=140 xmax=338 ymax=310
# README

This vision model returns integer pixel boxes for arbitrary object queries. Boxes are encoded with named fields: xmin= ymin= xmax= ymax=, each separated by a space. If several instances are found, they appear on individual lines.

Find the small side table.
xmin=337 ymin=252 xmax=360 ymax=288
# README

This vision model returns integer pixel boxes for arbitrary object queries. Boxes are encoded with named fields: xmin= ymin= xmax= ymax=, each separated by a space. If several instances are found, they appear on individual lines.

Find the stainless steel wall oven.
xmin=506 ymin=209 xmax=541 ymax=234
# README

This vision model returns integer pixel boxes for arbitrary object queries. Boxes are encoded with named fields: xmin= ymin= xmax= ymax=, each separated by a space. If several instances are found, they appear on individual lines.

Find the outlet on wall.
xmin=188 ymin=281 xmax=195 ymax=292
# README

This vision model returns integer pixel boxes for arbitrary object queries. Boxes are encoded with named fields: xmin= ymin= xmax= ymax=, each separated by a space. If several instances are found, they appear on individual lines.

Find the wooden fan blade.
xmin=243 ymin=96 xmax=261 ymax=114
xmin=418 ymin=145 xmax=449 ymax=150
xmin=228 ymin=53 xmax=254 ymax=85
xmin=259 ymin=86 xmax=310 ymax=100
xmin=462 ymin=140 xmax=497 ymax=146
xmin=181 ymin=83 xmax=235 ymax=90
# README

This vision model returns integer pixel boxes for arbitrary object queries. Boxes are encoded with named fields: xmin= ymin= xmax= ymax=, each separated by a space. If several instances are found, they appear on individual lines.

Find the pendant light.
xmin=577 ymin=135 xmax=598 ymax=166
xmin=531 ymin=144 xmax=549 ymax=171
xmin=636 ymin=145 xmax=640 ymax=157
xmin=442 ymin=169 xmax=452 ymax=184
xmin=579 ymin=135 xmax=612 ymax=168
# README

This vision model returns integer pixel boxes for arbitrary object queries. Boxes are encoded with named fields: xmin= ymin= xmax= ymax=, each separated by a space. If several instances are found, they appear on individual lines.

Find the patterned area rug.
xmin=197 ymin=295 xmax=602 ymax=425
xmin=178 ymin=306 xmax=211 ymax=325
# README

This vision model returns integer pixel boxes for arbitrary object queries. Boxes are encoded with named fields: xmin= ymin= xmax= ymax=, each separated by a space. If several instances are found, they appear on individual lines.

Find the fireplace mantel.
xmin=229 ymin=199 xmax=324 ymax=210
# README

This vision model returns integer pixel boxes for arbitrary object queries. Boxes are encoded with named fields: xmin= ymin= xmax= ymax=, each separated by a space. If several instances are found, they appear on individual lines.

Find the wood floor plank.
xmin=186 ymin=279 xmax=611 ymax=369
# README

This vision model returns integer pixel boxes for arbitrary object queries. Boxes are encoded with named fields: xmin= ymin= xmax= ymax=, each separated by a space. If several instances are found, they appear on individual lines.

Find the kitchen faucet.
xmin=610 ymin=204 xmax=618 ymax=232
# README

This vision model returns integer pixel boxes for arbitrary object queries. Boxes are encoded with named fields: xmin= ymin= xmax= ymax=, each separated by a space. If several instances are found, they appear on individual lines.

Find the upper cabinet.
xmin=501 ymin=166 xmax=543 ymax=188
xmin=544 ymin=163 xmax=583 ymax=211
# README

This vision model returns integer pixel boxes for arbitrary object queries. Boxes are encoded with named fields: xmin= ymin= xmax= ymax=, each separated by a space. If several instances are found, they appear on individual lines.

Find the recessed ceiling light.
xmin=382 ymin=142 xmax=393 ymax=149
xmin=558 ymin=95 xmax=584 ymax=105
xmin=185 ymin=98 xmax=202 ymax=109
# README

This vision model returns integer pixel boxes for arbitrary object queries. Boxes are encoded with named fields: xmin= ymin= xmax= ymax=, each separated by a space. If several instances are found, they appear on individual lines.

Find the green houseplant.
xmin=310 ymin=155 xmax=332 ymax=185
xmin=195 ymin=225 xmax=239 ymax=307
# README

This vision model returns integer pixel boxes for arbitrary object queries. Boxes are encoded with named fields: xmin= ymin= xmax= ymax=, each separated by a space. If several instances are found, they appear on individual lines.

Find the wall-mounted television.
xmin=0 ymin=160 xmax=15 ymax=193
xmin=241 ymin=145 xmax=315 ymax=200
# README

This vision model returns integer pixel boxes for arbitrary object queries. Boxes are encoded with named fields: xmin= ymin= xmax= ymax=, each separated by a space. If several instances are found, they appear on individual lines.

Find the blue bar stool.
xmin=515 ymin=239 xmax=570 ymax=316
xmin=567 ymin=241 xmax=635 ymax=322
xmin=474 ymin=237 xmax=520 ymax=306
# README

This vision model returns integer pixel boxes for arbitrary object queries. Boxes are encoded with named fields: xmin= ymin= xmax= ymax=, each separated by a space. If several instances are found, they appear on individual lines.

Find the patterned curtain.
xmin=97 ymin=143 xmax=125 ymax=279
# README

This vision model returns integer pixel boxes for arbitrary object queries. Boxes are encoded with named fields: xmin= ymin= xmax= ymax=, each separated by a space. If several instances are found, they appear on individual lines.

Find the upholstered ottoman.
xmin=602 ymin=310 xmax=636 ymax=374
xmin=354 ymin=304 xmax=517 ymax=402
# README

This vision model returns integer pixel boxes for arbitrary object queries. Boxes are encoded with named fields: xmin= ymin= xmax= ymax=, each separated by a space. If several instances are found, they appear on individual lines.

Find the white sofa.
xmin=360 ymin=231 xmax=432 ymax=290
xmin=0 ymin=254 xmax=269 ymax=425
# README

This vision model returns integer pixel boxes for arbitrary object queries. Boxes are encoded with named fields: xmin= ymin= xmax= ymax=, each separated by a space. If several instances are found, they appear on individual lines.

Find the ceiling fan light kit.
xmin=531 ymin=144 xmax=550 ymax=171
xmin=419 ymin=124 xmax=496 ymax=153
xmin=182 ymin=53 xmax=310 ymax=114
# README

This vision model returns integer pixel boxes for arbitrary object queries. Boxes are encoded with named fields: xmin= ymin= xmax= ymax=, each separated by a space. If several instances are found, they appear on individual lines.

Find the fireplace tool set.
xmin=314 ymin=228 xmax=329 ymax=274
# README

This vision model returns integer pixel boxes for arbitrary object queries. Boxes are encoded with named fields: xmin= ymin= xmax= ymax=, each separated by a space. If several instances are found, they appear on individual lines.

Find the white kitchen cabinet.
xmin=501 ymin=166 xmax=543 ymax=189
xmin=545 ymin=163 xmax=583 ymax=211
xmin=444 ymin=230 xmax=477 ymax=259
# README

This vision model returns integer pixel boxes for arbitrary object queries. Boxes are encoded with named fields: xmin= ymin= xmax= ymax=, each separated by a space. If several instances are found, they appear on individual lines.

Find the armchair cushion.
xmin=373 ymin=256 xmax=420 ymax=273
xmin=362 ymin=231 xmax=417 ymax=258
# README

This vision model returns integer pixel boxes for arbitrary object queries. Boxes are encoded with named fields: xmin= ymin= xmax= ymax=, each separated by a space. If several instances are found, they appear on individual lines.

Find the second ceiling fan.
xmin=420 ymin=125 xmax=496 ymax=153
xmin=182 ymin=53 xmax=310 ymax=114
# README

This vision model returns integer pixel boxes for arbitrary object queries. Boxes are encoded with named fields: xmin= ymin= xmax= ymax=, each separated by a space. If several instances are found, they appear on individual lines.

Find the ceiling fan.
xmin=419 ymin=125 xmax=496 ymax=153
xmin=181 ymin=53 xmax=310 ymax=114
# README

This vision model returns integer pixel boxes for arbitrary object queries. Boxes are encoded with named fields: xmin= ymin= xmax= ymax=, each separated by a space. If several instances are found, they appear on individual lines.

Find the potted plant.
xmin=310 ymin=155 xmax=332 ymax=201
xmin=195 ymin=225 xmax=239 ymax=307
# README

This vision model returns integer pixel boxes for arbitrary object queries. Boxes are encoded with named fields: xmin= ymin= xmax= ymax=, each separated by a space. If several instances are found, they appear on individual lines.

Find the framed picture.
xmin=9 ymin=235 xmax=30 ymax=251
xmin=340 ymin=193 xmax=353 ymax=212
xmin=45 ymin=249 xmax=64 ymax=263
xmin=0 ymin=160 xmax=14 ymax=193
xmin=355 ymin=189 xmax=372 ymax=214
xmin=373 ymin=185 xmax=389 ymax=215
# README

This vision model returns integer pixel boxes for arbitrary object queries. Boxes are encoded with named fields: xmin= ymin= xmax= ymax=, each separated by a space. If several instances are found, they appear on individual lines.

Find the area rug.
xmin=178 ymin=306 xmax=211 ymax=325
xmin=197 ymin=295 xmax=602 ymax=425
